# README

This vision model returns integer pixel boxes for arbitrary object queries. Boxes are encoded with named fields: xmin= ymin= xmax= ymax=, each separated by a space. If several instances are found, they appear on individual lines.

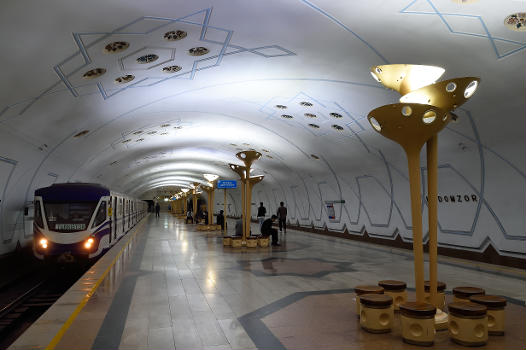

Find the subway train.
xmin=33 ymin=183 xmax=147 ymax=262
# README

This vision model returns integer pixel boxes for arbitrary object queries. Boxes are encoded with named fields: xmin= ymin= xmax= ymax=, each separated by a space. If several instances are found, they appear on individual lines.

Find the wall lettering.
xmin=426 ymin=194 xmax=478 ymax=204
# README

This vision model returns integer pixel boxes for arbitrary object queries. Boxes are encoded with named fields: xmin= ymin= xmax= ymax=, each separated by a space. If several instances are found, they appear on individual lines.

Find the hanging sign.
xmin=217 ymin=180 xmax=237 ymax=189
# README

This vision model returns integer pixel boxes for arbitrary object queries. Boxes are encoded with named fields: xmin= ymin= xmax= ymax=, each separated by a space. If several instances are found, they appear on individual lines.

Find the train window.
xmin=93 ymin=202 xmax=107 ymax=227
xmin=43 ymin=202 xmax=97 ymax=232
xmin=34 ymin=201 xmax=44 ymax=228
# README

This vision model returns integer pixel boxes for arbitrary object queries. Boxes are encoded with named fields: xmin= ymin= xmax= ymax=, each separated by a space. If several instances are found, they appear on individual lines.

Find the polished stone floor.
xmin=12 ymin=213 xmax=525 ymax=350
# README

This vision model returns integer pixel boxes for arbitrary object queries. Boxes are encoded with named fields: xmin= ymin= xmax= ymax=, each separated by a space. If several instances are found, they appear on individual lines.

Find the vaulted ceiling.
xmin=1 ymin=0 xmax=524 ymax=199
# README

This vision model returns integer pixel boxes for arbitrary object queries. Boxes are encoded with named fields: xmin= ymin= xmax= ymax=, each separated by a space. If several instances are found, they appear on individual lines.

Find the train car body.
xmin=33 ymin=183 xmax=146 ymax=262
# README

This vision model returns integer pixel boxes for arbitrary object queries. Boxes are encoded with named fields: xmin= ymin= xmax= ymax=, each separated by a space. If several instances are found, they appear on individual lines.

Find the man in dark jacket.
xmin=155 ymin=202 xmax=160 ymax=218
xmin=217 ymin=210 xmax=225 ymax=231
xmin=277 ymin=202 xmax=287 ymax=233
xmin=257 ymin=202 xmax=266 ymax=228
xmin=261 ymin=215 xmax=279 ymax=246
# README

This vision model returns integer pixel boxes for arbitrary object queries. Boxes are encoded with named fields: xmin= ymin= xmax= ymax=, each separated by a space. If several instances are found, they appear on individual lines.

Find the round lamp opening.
xmin=464 ymin=80 xmax=478 ymax=98
xmin=446 ymin=82 xmax=457 ymax=92
xmin=369 ymin=117 xmax=382 ymax=131
xmin=401 ymin=105 xmax=412 ymax=117
xmin=422 ymin=110 xmax=437 ymax=124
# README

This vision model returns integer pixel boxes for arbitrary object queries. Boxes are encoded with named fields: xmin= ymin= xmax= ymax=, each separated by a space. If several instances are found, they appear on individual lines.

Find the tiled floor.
xmin=13 ymin=213 xmax=525 ymax=350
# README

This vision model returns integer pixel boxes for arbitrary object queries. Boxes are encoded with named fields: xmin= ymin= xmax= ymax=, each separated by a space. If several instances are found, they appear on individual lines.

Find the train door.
xmin=121 ymin=198 xmax=124 ymax=234
xmin=113 ymin=197 xmax=117 ymax=240
xmin=109 ymin=197 xmax=112 ymax=244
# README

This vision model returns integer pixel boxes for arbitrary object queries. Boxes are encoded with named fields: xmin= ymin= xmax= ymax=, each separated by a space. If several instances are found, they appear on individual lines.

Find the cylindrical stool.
xmin=354 ymin=285 xmax=384 ymax=316
xmin=469 ymin=295 xmax=507 ymax=335
xmin=231 ymin=237 xmax=242 ymax=248
xmin=399 ymin=302 xmax=436 ymax=346
xmin=378 ymin=280 xmax=407 ymax=311
xmin=453 ymin=287 xmax=485 ymax=303
xmin=448 ymin=302 xmax=488 ymax=347
xmin=258 ymin=236 xmax=269 ymax=247
xmin=359 ymin=294 xmax=394 ymax=333
xmin=424 ymin=281 xmax=447 ymax=309
xmin=222 ymin=236 xmax=232 ymax=246
xmin=246 ymin=237 xmax=258 ymax=248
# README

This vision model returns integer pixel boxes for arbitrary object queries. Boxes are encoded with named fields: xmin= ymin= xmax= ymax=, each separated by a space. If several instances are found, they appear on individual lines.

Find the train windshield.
xmin=43 ymin=202 xmax=97 ymax=232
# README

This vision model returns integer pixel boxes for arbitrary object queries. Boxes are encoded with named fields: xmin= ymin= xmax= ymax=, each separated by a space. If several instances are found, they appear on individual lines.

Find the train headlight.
xmin=84 ymin=238 xmax=95 ymax=249
xmin=39 ymin=238 xmax=48 ymax=249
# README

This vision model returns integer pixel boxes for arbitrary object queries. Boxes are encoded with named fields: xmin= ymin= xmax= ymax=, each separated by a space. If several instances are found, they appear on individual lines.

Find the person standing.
xmin=257 ymin=202 xmax=266 ymax=228
xmin=261 ymin=215 xmax=280 ymax=246
xmin=155 ymin=202 xmax=160 ymax=218
xmin=277 ymin=201 xmax=287 ymax=234
xmin=217 ymin=210 xmax=225 ymax=231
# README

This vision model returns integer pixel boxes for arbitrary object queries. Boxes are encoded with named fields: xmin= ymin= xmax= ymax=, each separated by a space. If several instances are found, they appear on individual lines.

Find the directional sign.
xmin=217 ymin=180 xmax=237 ymax=189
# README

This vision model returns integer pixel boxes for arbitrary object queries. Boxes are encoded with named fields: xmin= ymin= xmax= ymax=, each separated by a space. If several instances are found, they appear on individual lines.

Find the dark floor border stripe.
xmin=238 ymin=287 xmax=525 ymax=350
xmin=91 ymin=217 xmax=151 ymax=350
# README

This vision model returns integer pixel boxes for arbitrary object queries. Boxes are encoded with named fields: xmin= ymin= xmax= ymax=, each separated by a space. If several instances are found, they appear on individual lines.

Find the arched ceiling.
xmin=0 ymin=0 xmax=524 ymax=198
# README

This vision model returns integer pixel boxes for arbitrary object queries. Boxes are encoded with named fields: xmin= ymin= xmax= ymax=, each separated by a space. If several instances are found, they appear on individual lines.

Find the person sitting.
xmin=261 ymin=215 xmax=280 ymax=246
xmin=217 ymin=210 xmax=225 ymax=231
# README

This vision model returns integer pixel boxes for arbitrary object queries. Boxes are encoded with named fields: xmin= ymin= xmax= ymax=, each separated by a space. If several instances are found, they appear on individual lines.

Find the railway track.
xmin=0 ymin=266 xmax=88 ymax=349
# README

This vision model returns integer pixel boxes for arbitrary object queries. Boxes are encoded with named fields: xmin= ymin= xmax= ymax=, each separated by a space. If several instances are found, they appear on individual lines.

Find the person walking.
xmin=217 ymin=210 xmax=225 ymax=231
xmin=257 ymin=202 xmax=266 ymax=229
xmin=277 ymin=201 xmax=287 ymax=234
xmin=155 ymin=202 xmax=160 ymax=218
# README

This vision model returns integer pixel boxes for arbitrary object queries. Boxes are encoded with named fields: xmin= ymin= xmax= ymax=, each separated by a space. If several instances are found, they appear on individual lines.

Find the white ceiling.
xmin=0 ymin=0 xmax=524 ymax=197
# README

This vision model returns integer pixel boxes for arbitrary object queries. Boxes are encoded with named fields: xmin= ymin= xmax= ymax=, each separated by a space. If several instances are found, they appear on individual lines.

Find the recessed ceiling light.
xmin=162 ymin=65 xmax=182 ymax=73
xmin=332 ymin=124 xmax=344 ymax=131
xmin=311 ymin=154 xmax=319 ymax=159
xmin=304 ymin=113 xmax=317 ymax=118
xmin=281 ymin=114 xmax=293 ymax=119
xmin=115 ymin=74 xmax=135 ymax=84
xmin=300 ymin=101 xmax=313 ymax=107
xmin=147 ymin=131 xmax=157 ymax=135
xmin=160 ymin=132 xmax=168 ymax=135
xmin=122 ymin=139 xmax=131 ymax=143
xmin=104 ymin=41 xmax=129 ymax=54
xmin=504 ymin=13 xmax=525 ymax=31
xmin=74 ymin=130 xmax=89 ymax=137
xmin=308 ymin=123 xmax=320 ymax=128
xmin=188 ymin=47 xmax=209 ymax=56
xmin=262 ymin=149 xmax=270 ymax=152
xmin=136 ymin=138 xmax=144 ymax=142
xmin=275 ymin=105 xmax=287 ymax=109
xmin=82 ymin=68 xmax=106 ymax=79
xmin=136 ymin=54 xmax=159 ymax=64
xmin=161 ymin=124 xmax=170 ymax=127
xmin=133 ymin=131 xmax=143 ymax=135
xmin=330 ymin=112 xmax=343 ymax=119
xmin=164 ymin=30 xmax=187 ymax=41
xmin=266 ymin=155 xmax=273 ymax=159
xmin=173 ymin=126 xmax=183 ymax=129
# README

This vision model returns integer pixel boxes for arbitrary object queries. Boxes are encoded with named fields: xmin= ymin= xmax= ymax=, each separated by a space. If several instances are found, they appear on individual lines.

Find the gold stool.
xmin=246 ymin=237 xmax=258 ymax=248
xmin=378 ymin=280 xmax=407 ymax=311
xmin=359 ymin=294 xmax=394 ymax=333
xmin=354 ymin=285 xmax=384 ymax=316
xmin=222 ymin=236 xmax=232 ymax=246
xmin=452 ymin=286 xmax=485 ymax=303
xmin=258 ymin=236 xmax=269 ymax=247
xmin=399 ymin=302 xmax=436 ymax=346
xmin=424 ymin=280 xmax=446 ymax=309
xmin=470 ymin=295 xmax=507 ymax=335
xmin=231 ymin=237 xmax=242 ymax=248
xmin=448 ymin=302 xmax=488 ymax=347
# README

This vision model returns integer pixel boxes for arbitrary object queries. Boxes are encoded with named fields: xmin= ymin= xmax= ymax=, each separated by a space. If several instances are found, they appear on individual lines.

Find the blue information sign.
xmin=217 ymin=180 xmax=237 ymax=189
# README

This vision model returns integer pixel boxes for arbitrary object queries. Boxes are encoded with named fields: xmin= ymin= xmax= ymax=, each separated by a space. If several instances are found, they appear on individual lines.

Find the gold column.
xmin=230 ymin=152 xmax=264 ymax=242
xmin=427 ymin=135 xmax=439 ymax=307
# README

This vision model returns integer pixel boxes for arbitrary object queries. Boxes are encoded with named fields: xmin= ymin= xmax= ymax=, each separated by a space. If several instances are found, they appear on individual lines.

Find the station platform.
xmin=10 ymin=213 xmax=526 ymax=350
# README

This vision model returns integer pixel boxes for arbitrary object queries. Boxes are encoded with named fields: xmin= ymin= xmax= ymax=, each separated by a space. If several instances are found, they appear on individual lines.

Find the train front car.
xmin=33 ymin=183 xmax=110 ymax=263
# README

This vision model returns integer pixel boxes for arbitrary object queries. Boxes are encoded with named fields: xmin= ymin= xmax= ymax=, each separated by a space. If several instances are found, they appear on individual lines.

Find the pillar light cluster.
xmin=366 ymin=64 xmax=480 ymax=329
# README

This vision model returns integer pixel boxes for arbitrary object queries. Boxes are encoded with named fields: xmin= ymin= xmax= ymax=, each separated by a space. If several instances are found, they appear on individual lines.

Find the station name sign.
xmin=217 ymin=180 xmax=237 ymax=189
